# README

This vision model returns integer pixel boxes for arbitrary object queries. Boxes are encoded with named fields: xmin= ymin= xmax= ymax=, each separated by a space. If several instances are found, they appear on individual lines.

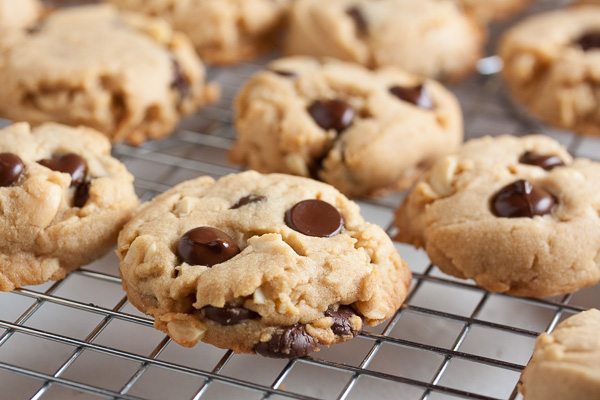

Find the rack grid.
xmin=1 ymin=0 xmax=599 ymax=399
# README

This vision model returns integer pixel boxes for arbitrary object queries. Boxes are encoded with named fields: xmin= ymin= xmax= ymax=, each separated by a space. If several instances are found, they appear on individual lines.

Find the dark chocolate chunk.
xmin=38 ymin=153 xmax=87 ymax=186
xmin=325 ymin=305 xmax=362 ymax=337
xmin=271 ymin=69 xmax=297 ymax=78
xmin=230 ymin=195 xmax=267 ymax=209
xmin=200 ymin=305 xmax=260 ymax=325
xmin=285 ymin=199 xmax=343 ymax=237
xmin=389 ymin=85 xmax=434 ymax=110
xmin=177 ymin=227 xmax=240 ymax=267
xmin=74 ymin=181 xmax=91 ymax=208
xmin=577 ymin=32 xmax=600 ymax=51
xmin=0 ymin=153 xmax=25 ymax=187
xmin=308 ymin=100 xmax=355 ymax=133
xmin=346 ymin=6 xmax=367 ymax=36
xmin=171 ymin=60 xmax=190 ymax=102
xmin=253 ymin=324 xmax=317 ymax=358
xmin=491 ymin=180 xmax=557 ymax=218
xmin=519 ymin=151 xmax=565 ymax=171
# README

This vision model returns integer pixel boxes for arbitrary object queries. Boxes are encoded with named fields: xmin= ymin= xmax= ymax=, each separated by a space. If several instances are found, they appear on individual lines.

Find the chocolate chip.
xmin=171 ymin=60 xmax=190 ymax=102
xmin=389 ymin=85 xmax=434 ymax=110
xmin=253 ymin=324 xmax=317 ymax=358
xmin=0 ymin=153 xmax=25 ymax=187
xmin=270 ymin=69 xmax=297 ymax=78
xmin=38 ymin=153 xmax=87 ymax=186
xmin=519 ymin=151 xmax=565 ymax=171
xmin=74 ymin=181 xmax=91 ymax=208
xmin=491 ymin=180 xmax=557 ymax=218
xmin=200 ymin=305 xmax=260 ymax=325
xmin=230 ymin=195 xmax=267 ymax=209
xmin=285 ymin=199 xmax=343 ymax=237
xmin=308 ymin=100 xmax=355 ymax=133
xmin=576 ymin=32 xmax=600 ymax=51
xmin=177 ymin=227 xmax=240 ymax=267
xmin=346 ymin=6 xmax=367 ymax=36
xmin=325 ymin=305 xmax=362 ymax=337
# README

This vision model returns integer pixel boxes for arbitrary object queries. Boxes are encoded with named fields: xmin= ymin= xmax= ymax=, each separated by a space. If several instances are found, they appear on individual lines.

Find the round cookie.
xmin=499 ymin=6 xmax=600 ymax=136
xmin=0 ymin=122 xmax=139 ymax=292
xmin=285 ymin=0 xmax=484 ymax=81
xmin=0 ymin=0 xmax=41 ymax=31
xmin=456 ymin=0 xmax=534 ymax=23
xmin=108 ymin=0 xmax=291 ymax=65
xmin=395 ymin=135 xmax=600 ymax=297
xmin=0 ymin=4 xmax=219 ymax=145
xmin=520 ymin=309 xmax=600 ymax=400
xmin=118 ymin=171 xmax=412 ymax=357
xmin=229 ymin=57 xmax=464 ymax=198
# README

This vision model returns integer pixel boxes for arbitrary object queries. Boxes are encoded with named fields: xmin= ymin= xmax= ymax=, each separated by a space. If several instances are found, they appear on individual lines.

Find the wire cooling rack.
xmin=1 ymin=0 xmax=599 ymax=399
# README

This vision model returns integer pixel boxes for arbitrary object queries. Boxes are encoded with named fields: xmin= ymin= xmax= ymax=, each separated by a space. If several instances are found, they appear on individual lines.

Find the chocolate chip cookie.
xmin=285 ymin=0 xmax=484 ymax=81
xmin=395 ymin=135 xmax=600 ymax=297
xmin=118 ymin=171 xmax=412 ymax=357
xmin=108 ymin=0 xmax=291 ymax=65
xmin=229 ymin=57 xmax=464 ymax=198
xmin=499 ymin=6 xmax=600 ymax=136
xmin=0 ymin=0 xmax=41 ymax=30
xmin=0 ymin=122 xmax=139 ymax=292
xmin=520 ymin=309 xmax=600 ymax=400
xmin=0 ymin=4 xmax=219 ymax=145
xmin=456 ymin=0 xmax=534 ymax=23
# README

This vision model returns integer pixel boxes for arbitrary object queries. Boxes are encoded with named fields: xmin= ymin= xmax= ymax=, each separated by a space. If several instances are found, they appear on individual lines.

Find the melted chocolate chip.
xmin=171 ymin=60 xmax=190 ymax=102
xmin=577 ymin=32 xmax=600 ymax=51
xmin=519 ymin=151 xmax=565 ymax=171
xmin=38 ymin=153 xmax=87 ymax=186
xmin=200 ymin=305 xmax=259 ymax=325
xmin=325 ymin=306 xmax=362 ymax=337
xmin=271 ymin=69 xmax=297 ymax=78
xmin=253 ymin=324 xmax=317 ymax=358
xmin=230 ymin=195 xmax=267 ymax=209
xmin=0 ymin=153 xmax=25 ymax=187
xmin=74 ymin=181 xmax=91 ymax=208
xmin=491 ymin=180 xmax=557 ymax=218
xmin=177 ymin=227 xmax=240 ymax=267
xmin=346 ymin=6 xmax=367 ymax=36
xmin=285 ymin=199 xmax=343 ymax=237
xmin=389 ymin=85 xmax=434 ymax=110
xmin=308 ymin=100 xmax=355 ymax=133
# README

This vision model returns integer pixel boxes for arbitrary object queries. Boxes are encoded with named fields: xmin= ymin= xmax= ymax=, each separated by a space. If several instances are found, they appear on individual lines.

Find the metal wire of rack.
xmin=1 ymin=0 xmax=599 ymax=399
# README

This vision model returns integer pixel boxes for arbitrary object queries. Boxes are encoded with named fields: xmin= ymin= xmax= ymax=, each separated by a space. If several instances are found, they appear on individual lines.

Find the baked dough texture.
xmin=395 ymin=135 xmax=600 ymax=297
xmin=520 ymin=309 xmax=600 ymax=400
xmin=285 ymin=0 xmax=484 ymax=81
xmin=455 ymin=0 xmax=534 ymax=23
xmin=108 ymin=0 xmax=291 ymax=65
xmin=118 ymin=171 xmax=412 ymax=357
xmin=230 ymin=57 xmax=463 ymax=198
xmin=0 ymin=122 xmax=139 ymax=292
xmin=499 ymin=6 xmax=600 ymax=136
xmin=0 ymin=4 xmax=219 ymax=144
xmin=0 ymin=0 xmax=41 ymax=30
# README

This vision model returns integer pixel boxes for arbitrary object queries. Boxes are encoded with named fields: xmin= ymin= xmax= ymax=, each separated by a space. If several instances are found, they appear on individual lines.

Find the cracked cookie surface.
xmin=229 ymin=57 xmax=463 ymax=198
xmin=395 ymin=135 xmax=600 ymax=297
xmin=0 ymin=122 xmax=139 ymax=292
xmin=0 ymin=4 xmax=219 ymax=144
xmin=109 ymin=0 xmax=291 ymax=65
xmin=118 ymin=171 xmax=412 ymax=357
xmin=499 ymin=6 xmax=600 ymax=136
xmin=285 ymin=0 xmax=484 ymax=81
xmin=520 ymin=309 xmax=600 ymax=400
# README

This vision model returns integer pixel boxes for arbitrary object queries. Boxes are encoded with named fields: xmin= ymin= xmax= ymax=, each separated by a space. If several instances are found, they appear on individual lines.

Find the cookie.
xmin=229 ymin=57 xmax=464 ymax=198
xmin=520 ymin=309 xmax=600 ymax=400
xmin=456 ymin=0 xmax=534 ymax=23
xmin=395 ymin=135 xmax=600 ymax=297
xmin=0 ymin=122 xmax=139 ymax=292
xmin=0 ymin=4 xmax=219 ymax=145
xmin=499 ymin=6 xmax=600 ymax=136
xmin=108 ymin=0 xmax=291 ymax=65
xmin=0 ymin=0 xmax=41 ymax=30
xmin=117 ymin=171 xmax=412 ymax=357
xmin=285 ymin=0 xmax=484 ymax=81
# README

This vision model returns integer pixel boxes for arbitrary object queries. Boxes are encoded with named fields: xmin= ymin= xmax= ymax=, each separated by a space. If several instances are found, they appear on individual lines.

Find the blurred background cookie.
xmin=456 ymin=0 xmax=534 ymax=23
xmin=0 ymin=0 xmax=41 ymax=30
